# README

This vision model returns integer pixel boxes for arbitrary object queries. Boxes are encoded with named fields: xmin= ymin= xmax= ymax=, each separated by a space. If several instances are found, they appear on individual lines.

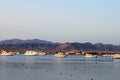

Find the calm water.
xmin=0 ymin=55 xmax=120 ymax=80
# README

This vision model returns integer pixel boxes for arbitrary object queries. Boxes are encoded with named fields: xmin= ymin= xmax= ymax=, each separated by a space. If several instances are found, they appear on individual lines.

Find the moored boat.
xmin=112 ymin=54 xmax=120 ymax=59
xmin=24 ymin=51 xmax=38 ymax=56
xmin=38 ymin=52 xmax=46 ymax=56
xmin=1 ymin=50 xmax=14 ymax=56
xmin=54 ymin=52 xmax=67 ymax=58
xmin=84 ymin=53 xmax=97 ymax=58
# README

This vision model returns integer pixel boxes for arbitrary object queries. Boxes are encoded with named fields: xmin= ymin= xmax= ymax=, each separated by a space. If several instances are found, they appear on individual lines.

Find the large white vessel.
xmin=54 ymin=52 xmax=67 ymax=58
xmin=24 ymin=51 xmax=38 ymax=56
xmin=113 ymin=54 xmax=120 ymax=59
xmin=38 ymin=52 xmax=46 ymax=56
xmin=84 ymin=54 xmax=97 ymax=58
xmin=1 ymin=50 xmax=14 ymax=56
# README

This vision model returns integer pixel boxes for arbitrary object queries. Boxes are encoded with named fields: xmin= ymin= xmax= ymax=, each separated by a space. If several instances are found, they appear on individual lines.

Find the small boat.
xmin=38 ymin=52 xmax=46 ymax=56
xmin=54 ymin=52 xmax=67 ymax=58
xmin=84 ymin=54 xmax=97 ymax=58
xmin=24 ymin=51 xmax=38 ymax=56
xmin=102 ymin=54 xmax=113 ymax=58
xmin=112 ymin=54 xmax=120 ymax=59
xmin=1 ymin=50 xmax=14 ymax=56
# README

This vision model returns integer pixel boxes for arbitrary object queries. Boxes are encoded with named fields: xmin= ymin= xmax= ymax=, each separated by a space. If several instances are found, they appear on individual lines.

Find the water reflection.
xmin=0 ymin=55 xmax=119 ymax=80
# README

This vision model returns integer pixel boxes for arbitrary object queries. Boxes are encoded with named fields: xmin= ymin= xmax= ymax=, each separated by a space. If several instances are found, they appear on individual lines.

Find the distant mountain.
xmin=55 ymin=42 xmax=120 ymax=51
xmin=55 ymin=43 xmax=96 ymax=50
xmin=0 ymin=39 xmax=53 ymax=44
xmin=0 ymin=39 xmax=120 ymax=52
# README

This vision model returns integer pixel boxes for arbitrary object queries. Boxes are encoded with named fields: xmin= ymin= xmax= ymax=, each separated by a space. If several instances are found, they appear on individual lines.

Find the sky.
xmin=0 ymin=0 xmax=120 ymax=44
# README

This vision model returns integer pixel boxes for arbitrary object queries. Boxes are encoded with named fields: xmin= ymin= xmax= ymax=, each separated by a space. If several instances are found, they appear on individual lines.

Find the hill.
xmin=0 ymin=39 xmax=120 ymax=52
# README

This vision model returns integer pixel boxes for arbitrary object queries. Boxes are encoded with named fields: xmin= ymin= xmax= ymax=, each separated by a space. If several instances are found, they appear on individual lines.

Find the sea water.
xmin=0 ymin=55 xmax=120 ymax=80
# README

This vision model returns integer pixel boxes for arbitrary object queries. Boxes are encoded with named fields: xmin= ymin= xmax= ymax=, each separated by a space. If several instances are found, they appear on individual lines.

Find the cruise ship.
xmin=24 ymin=51 xmax=38 ymax=56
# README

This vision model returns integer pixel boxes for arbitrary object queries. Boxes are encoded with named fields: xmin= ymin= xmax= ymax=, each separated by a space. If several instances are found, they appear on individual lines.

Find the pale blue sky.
xmin=0 ymin=0 xmax=120 ymax=44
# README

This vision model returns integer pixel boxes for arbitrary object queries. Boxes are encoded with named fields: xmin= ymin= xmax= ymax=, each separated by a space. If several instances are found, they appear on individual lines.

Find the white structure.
xmin=113 ymin=54 xmax=120 ymax=59
xmin=1 ymin=51 xmax=14 ymax=56
xmin=54 ymin=52 xmax=67 ymax=58
xmin=24 ymin=51 xmax=38 ymax=56
xmin=84 ymin=53 xmax=97 ymax=58
xmin=38 ymin=52 xmax=46 ymax=56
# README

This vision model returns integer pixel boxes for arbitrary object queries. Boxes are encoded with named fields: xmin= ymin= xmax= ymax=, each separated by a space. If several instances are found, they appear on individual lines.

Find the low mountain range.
xmin=0 ymin=39 xmax=53 ymax=44
xmin=0 ymin=39 xmax=120 ymax=52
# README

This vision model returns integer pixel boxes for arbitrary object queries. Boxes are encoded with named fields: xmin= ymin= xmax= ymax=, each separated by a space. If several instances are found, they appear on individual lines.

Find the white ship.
xmin=113 ymin=54 xmax=120 ymax=59
xmin=38 ymin=52 xmax=46 ymax=56
xmin=1 ymin=50 xmax=14 ymax=56
xmin=84 ymin=54 xmax=97 ymax=58
xmin=54 ymin=52 xmax=67 ymax=58
xmin=24 ymin=51 xmax=38 ymax=56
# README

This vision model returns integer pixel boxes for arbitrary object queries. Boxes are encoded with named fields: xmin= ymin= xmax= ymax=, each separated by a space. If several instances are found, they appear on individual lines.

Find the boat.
xmin=84 ymin=54 xmax=97 ymax=58
xmin=24 ymin=51 xmax=38 ymax=56
xmin=1 ymin=50 xmax=14 ymax=56
xmin=38 ymin=52 xmax=46 ymax=56
xmin=102 ymin=54 xmax=113 ymax=58
xmin=112 ymin=54 xmax=120 ymax=59
xmin=54 ymin=52 xmax=67 ymax=58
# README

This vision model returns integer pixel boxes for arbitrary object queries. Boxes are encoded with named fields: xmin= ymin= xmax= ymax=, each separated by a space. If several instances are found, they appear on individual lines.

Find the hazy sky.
xmin=0 ymin=0 xmax=120 ymax=44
